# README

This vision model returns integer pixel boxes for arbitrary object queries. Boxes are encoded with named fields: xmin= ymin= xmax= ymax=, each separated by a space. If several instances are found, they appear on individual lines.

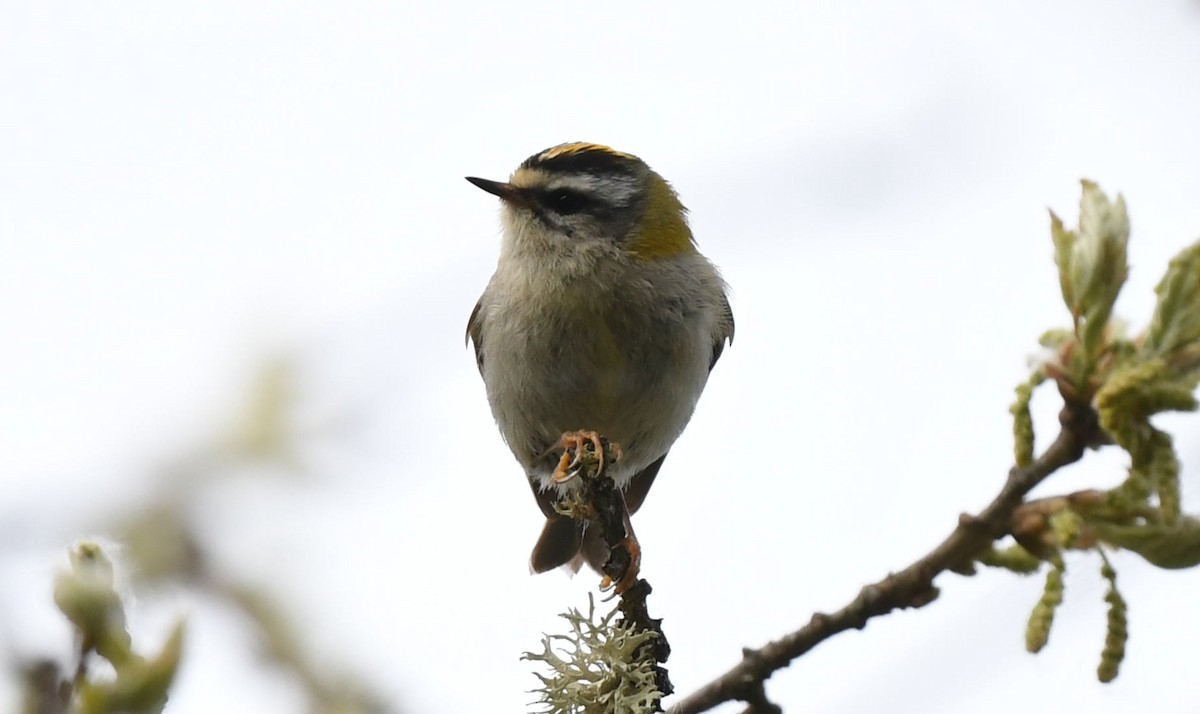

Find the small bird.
xmin=466 ymin=142 xmax=733 ymax=588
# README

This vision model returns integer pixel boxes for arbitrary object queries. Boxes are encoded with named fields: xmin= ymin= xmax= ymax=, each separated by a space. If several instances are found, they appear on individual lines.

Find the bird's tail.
xmin=530 ymin=515 xmax=608 ymax=575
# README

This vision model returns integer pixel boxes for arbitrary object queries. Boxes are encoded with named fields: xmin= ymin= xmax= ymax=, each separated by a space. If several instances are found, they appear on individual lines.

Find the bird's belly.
xmin=484 ymin=311 xmax=709 ymax=477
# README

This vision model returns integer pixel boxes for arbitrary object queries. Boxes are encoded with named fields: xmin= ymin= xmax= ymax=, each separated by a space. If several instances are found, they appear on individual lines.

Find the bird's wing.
xmin=626 ymin=295 xmax=731 ymax=514
xmin=466 ymin=297 xmax=484 ymax=375
xmin=623 ymin=452 xmax=668 ymax=515
xmin=709 ymin=293 xmax=735 ymax=371
xmin=529 ymin=475 xmax=561 ymax=518
xmin=626 ymin=297 xmax=731 ymax=517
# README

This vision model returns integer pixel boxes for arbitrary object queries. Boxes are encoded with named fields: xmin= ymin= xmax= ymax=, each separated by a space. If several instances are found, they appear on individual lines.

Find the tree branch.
xmin=583 ymin=447 xmax=674 ymax=704
xmin=669 ymin=402 xmax=1101 ymax=714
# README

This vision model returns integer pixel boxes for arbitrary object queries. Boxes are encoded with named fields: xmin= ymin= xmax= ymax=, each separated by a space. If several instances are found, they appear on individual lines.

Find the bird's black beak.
xmin=465 ymin=176 xmax=532 ymax=208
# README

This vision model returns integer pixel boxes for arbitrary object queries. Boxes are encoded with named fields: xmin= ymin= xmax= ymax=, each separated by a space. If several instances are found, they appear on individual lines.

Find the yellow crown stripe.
xmin=537 ymin=142 xmax=638 ymax=162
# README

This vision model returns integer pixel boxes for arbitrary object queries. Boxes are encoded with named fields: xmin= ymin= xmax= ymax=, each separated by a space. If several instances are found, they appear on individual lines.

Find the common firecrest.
xmin=466 ymin=142 xmax=734 ymax=586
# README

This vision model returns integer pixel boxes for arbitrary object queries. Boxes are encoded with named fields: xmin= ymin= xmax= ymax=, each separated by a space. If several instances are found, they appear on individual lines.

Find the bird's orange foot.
xmin=545 ymin=430 xmax=616 ymax=483
xmin=599 ymin=534 xmax=642 ymax=595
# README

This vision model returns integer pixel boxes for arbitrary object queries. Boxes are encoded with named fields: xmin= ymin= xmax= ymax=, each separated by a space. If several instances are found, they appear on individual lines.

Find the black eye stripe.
xmin=540 ymin=188 xmax=590 ymax=215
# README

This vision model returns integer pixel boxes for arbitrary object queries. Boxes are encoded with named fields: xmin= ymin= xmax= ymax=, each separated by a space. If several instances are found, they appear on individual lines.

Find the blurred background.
xmin=3 ymin=1 xmax=1200 ymax=712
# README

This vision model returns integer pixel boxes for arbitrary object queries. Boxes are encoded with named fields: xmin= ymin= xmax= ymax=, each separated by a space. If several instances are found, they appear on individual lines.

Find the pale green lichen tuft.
xmin=523 ymin=595 xmax=662 ymax=714
xmin=553 ymin=488 xmax=594 ymax=521
xmin=1025 ymin=556 xmax=1065 ymax=653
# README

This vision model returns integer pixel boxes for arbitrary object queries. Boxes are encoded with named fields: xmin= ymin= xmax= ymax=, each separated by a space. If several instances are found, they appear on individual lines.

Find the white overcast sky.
xmin=3 ymin=2 xmax=1200 ymax=713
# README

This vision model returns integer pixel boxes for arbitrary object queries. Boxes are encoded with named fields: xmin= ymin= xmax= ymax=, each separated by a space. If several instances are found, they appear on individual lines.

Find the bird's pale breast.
xmin=480 ymin=265 xmax=716 ymax=487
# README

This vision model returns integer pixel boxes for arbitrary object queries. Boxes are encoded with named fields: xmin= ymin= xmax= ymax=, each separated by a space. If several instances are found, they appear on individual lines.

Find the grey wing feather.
xmin=710 ymin=293 xmax=735 ymax=371
xmin=466 ymin=298 xmax=485 ymax=375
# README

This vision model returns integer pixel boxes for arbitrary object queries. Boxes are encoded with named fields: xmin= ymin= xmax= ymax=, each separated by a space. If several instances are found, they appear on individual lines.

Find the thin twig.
xmin=579 ymin=442 xmax=674 ymax=705
xmin=669 ymin=403 xmax=1101 ymax=714
xmin=616 ymin=579 xmax=672 ymax=703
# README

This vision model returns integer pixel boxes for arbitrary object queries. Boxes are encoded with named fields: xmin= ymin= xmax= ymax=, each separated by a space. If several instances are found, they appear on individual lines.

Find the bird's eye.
xmin=547 ymin=189 xmax=587 ymax=215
